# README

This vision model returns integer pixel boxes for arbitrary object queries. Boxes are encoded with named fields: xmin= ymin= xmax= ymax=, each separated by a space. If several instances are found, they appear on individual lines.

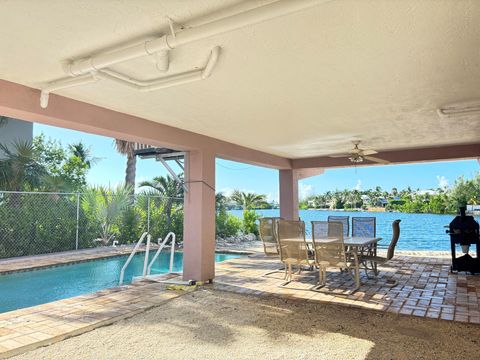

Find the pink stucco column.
xmin=279 ymin=169 xmax=299 ymax=220
xmin=182 ymin=149 xmax=216 ymax=282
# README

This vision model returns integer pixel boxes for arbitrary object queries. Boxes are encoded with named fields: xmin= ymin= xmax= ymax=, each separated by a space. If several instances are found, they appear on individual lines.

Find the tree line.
xmin=0 ymin=134 xmax=184 ymax=258
xmin=300 ymin=175 xmax=479 ymax=214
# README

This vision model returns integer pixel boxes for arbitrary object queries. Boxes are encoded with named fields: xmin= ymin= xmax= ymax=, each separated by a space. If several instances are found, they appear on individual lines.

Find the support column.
xmin=279 ymin=169 xmax=299 ymax=220
xmin=183 ymin=149 xmax=216 ymax=282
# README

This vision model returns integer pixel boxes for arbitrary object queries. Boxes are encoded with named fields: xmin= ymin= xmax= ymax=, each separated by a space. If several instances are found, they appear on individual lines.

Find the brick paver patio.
xmin=213 ymin=253 xmax=480 ymax=324
xmin=0 ymin=274 xmax=189 ymax=359
xmin=1 ymin=250 xmax=478 ymax=358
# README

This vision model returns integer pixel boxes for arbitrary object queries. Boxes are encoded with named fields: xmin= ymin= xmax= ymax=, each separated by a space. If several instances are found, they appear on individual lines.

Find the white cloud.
xmin=299 ymin=183 xmax=314 ymax=200
xmin=437 ymin=175 xmax=449 ymax=190
xmin=218 ymin=187 xmax=236 ymax=197
xmin=265 ymin=192 xmax=279 ymax=203
xmin=218 ymin=187 xmax=258 ymax=197
xmin=354 ymin=179 xmax=362 ymax=191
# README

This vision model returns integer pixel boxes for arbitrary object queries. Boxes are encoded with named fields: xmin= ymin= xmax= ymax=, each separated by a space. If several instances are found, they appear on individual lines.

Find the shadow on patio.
xmin=214 ymin=253 xmax=480 ymax=324
xmin=13 ymin=288 xmax=479 ymax=360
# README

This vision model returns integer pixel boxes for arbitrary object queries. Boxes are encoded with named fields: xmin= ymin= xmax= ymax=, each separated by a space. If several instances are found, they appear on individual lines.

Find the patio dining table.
xmin=282 ymin=236 xmax=382 ymax=290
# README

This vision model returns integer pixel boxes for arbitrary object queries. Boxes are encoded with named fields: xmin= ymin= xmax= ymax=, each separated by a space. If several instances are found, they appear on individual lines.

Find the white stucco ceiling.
xmin=0 ymin=0 xmax=479 ymax=158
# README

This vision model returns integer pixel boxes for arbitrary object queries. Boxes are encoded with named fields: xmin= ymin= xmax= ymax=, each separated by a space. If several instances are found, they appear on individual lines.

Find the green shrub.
xmin=216 ymin=208 xmax=242 ymax=238
xmin=243 ymin=210 xmax=260 ymax=235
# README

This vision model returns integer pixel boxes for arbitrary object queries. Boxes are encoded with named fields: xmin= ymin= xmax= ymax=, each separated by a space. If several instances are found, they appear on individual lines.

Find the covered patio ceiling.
xmin=0 ymin=0 xmax=479 ymax=167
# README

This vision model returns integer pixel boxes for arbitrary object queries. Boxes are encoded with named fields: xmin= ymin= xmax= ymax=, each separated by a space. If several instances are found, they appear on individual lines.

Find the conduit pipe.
xmin=40 ymin=74 xmax=99 ymax=108
xmin=97 ymin=46 xmax=220 ymax=92
xmin=41 ymin=0 xmax=325 ymax=108
xmin=66 ymin=0 xmax=324 ymax=76
xmin=155 ymin=50 xmax=169 ymax=72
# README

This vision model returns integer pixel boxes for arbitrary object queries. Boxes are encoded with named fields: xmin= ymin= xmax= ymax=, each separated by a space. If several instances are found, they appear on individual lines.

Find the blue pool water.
xmin=0 ymin=252 xmax=240 ymax=314
xmin=230 ymin=209 xmax=480 ymax=251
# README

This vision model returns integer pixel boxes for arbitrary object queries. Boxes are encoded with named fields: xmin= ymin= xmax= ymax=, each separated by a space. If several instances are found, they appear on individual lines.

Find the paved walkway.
xmin=0 ymin=275 xmax=188 ymax=359
xmin=1 ymin=250 xmax=478 ymax=358
xmin=214 ymin=253 xmax=480 ymax=324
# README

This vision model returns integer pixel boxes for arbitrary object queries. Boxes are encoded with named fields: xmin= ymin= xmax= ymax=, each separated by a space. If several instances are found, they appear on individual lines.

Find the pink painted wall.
xmin=279 ymin=169 xmax=299 ymax=221
xmin=182 ymin=150 xmax=216 ymax=282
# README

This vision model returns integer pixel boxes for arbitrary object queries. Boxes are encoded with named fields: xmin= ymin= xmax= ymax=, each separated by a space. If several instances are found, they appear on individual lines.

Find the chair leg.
xmin=312 ymin=266 xmax=327 ymax=291
xmin=352 ymin=253 xmax=361 ymax=292
xmin=263 ymin=266 xmax=286 ymax=277
xmin=280 ymin=263 xmax=293 ymax=287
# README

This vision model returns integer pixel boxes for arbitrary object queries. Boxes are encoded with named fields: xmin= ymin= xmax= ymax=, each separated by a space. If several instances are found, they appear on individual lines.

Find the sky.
xmin=34 ymin=123 xmax=479 ymax=202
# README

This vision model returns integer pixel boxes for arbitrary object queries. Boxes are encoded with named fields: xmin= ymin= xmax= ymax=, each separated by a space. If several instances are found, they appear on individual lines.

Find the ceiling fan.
xmin=328 ymin=141 xmax=390 ymax=165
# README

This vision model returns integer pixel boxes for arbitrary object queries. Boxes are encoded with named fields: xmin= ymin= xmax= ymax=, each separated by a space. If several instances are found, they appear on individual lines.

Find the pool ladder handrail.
xmin=147 ymin=232 xmax=176 ymax=275
xmin=119 ymin=231 xmax=149 ymax=285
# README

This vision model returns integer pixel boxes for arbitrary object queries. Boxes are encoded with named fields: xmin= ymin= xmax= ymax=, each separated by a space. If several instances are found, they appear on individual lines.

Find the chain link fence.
xmin=0 ymin=191 xmax=183 ymax=259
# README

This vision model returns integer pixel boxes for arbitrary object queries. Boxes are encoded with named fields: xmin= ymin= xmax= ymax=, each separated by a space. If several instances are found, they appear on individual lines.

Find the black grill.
xmin=446 ymin=207 xmax=480 ymax=274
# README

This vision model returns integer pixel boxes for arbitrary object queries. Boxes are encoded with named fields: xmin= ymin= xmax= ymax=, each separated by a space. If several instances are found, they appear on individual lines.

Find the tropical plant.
xmin=216 ymin=192 xmax=228 ymax=211
xmin=215 ymin=192 xmax=242 ymax=238
xmin=33 ymin=134 xmax=95 ymax=191
xmin=0 ymin=140 xmax=46 ymax=191
xmin=243 ymin=209 xmax=261 ymax=235
xmin=139 ymin=175 xmax=184 ymax=229
xmin=81 ymin=185 xmax=133 ymax=245
xmin=230 ymin=190 xmax=268 ymax=210
xmin=114 ymin=139 xmax=137 ymax=190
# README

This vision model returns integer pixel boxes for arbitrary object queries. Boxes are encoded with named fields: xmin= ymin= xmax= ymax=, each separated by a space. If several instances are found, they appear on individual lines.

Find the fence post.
xmin=147 ymin=196 xmax=151 ymax=233
xmin=75 ymin=193 xmax=80 ymax=250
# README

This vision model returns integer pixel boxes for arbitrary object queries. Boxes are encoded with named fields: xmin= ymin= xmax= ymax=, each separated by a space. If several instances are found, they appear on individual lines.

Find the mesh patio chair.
xmin=361 ymin=220 xmax=401 ymax=284
xmin=258 ymin=217 xmax=283 ymax=256
xmin=352 ymin=217 xmax=376 ymax=237
xmin=327 ymin=215 xmax=349 ymax=238
xmin=311 ymin=221 xmax=360 ymax=291
xmin=259 ymin=217 xmax=285 ymax=276
xmin=352 ymin=216 xmax=377 ymax=275
xmin=277 ymin=219 xmax=312 ymax=285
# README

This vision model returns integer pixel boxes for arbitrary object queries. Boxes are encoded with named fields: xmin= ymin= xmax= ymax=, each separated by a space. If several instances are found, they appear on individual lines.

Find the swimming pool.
xmin=0 ymin=252 xmax=241 ymax=314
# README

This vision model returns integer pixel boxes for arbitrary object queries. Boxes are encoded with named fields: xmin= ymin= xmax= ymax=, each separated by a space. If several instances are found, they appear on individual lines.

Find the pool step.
xmin=132 ymin=273 xmax=182 ymax=284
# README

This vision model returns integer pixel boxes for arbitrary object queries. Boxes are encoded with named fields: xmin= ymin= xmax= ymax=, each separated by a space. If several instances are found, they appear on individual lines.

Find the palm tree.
xmin=81 ymin=185 xmax=132 ymax=245
xmin=0 ymin=140 xmax=46 ymax=191
xmin=230 ymin=190 xmax=268 ymax=210
xmin=139 ymin=175 xmax=184 ymax=229
xmin=69 ymin=142 xmax=95 ymax=169
xmin=114 ymin=139 xmax=136 ymax=190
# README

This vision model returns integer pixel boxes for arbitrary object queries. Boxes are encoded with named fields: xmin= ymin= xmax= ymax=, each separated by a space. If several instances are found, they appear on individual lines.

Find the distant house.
xmin=416 ymin=189 xmax=437 ymax=196
xmin=467 ymin=204 xmax=480 ymax=215
xmin=0 ymin=118 xmax=33 ymax=158
xmin=376 ymin=198 xmax=389 ymax=207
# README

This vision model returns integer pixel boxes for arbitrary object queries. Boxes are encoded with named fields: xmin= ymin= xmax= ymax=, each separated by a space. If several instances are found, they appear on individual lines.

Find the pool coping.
xmin=0 ymin=246 xmax=253 ymax=275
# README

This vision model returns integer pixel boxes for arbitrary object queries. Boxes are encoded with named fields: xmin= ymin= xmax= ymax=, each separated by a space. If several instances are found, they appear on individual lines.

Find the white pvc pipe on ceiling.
xmin=66 ymin=0 xmax=324 ymax=76
xmin=41 ymin=0 xmax=327 ymax=108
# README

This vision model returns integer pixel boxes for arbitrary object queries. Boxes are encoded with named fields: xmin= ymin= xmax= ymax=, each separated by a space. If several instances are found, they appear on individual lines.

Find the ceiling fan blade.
xmin=328 ymin=153 xmax=351 ymax=158
xmin=364 ymin=156 xmax=390 ymax=165
xmin=360 ymin=149 xmax=378 ymax=156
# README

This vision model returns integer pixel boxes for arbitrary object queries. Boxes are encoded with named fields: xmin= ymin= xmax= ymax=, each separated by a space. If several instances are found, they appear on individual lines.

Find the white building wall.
xmin=0 ymin=117 xmax=33 ymax=156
